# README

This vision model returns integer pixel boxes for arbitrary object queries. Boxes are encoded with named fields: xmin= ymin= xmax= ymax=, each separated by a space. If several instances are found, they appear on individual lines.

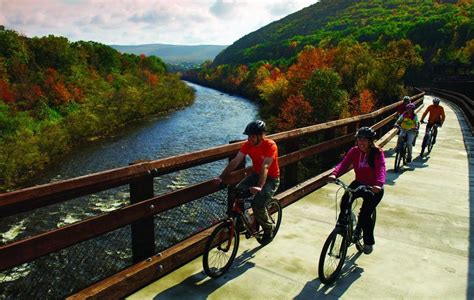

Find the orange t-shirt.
xmin=240 ymin=139 xmax=280 ymax=178
xmin=421 ymin=105 xmax=445 ymax=124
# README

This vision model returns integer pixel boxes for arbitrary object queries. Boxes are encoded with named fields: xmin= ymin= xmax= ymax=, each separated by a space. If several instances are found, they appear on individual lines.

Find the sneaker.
xmin=352 ymin=228 xmax=362 ymax=242
xmin=363 ymin=244 xmax=373 ymax=254
xmin=260 ymin=231 xmax=274 ymax=245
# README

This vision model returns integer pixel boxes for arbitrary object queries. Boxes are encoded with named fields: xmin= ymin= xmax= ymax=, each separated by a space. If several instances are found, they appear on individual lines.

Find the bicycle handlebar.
xmin=332 ymin=178 xmax=374 ymax=195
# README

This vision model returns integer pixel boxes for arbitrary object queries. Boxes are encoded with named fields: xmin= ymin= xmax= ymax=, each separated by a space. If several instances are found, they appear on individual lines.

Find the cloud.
xmin=209 ymin=0 xmax=240 ymax=19
xmin=0 ymin=0 xmax=317 ymax=45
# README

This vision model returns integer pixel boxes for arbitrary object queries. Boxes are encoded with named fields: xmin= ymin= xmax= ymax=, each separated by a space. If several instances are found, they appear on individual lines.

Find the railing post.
xmin=130 ymin=162 xmax=155 ymax=263
xmin=284 ymin=139 xmax=299 ymax=189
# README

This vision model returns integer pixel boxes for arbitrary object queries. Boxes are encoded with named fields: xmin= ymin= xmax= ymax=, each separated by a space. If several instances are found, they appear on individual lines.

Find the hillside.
xmin=0 ymin=28 xmax=195 ymax=190
xmin=111 ymin=43 xmax=227 ymax=64
xmin=213 ymin=0 xmax=473 ymax=66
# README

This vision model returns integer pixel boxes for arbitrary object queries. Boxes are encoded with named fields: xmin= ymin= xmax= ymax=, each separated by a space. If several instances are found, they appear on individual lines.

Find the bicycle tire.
xmin=255 ymin=200 xmax=283 ymax=245
xmin=401 ymin=144 xmax=407 ymax=165
xmin=318 ymin=227 xmax=348 ymax=285
xmin=428 ymin=130 xmax=436 ymax=153
xmin=394 ymin=149 xmax=401 ymax=172
xmin=203 ymin=220 xmax=239 ymax=278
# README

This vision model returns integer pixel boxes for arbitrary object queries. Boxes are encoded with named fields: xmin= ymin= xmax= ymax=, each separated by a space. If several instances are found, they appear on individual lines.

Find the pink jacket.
xmin=332 ymin=146 xmax=386 ymax=187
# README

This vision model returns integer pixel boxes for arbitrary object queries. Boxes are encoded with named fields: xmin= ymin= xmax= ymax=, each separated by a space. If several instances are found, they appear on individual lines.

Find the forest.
xmin=185 ymin=0 xmax=473 ymax=130
xmin=0 ymin=27 xmax=195 ymax=190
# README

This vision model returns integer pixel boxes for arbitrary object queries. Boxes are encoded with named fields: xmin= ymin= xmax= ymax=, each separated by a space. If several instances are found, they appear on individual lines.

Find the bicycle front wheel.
xmin=428 ymin=131 xmax=435 ymax=152
xmin=255 ymin=199 xmax=283 ymax=245
xmin=203 ymin=220 xmax=240 ymax=278
xmin=394 ymin=149 xmax=402 ymax=172
xmin=318 ymin=227 xmax=348 ymax=285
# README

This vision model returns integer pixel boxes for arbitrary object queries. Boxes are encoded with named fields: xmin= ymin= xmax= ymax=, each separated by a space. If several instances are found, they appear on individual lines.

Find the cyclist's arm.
xmin=332 ymin=147 xmax=356 ymax=178
xmin=219 ymin=151 xmax=245 ymax=180
xmin=373 ymin=150 xmax=386 ymax=193
xmin=251 ymin=157 xmax=273 ymax=194
xmin=440 ymin=107 xmax=446 ymax=125
xmin=420 ymin=106 xmax=430 ymax=123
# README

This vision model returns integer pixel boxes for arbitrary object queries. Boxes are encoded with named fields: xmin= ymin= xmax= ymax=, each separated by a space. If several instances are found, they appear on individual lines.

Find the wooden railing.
xmin=426 ymin=87 xmax=474 ymax=134
xmin=0 ymin=92 xmax=424 ymax=299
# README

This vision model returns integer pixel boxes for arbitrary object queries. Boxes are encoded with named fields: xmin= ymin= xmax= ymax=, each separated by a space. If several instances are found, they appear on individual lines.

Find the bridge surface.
xmin=128 ymin=95 xmax=474 ymax=299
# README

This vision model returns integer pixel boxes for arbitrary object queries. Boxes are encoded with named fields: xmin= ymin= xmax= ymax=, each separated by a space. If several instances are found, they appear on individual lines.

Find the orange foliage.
xmin=350 ymin=89 xmax=376 ymax=116
xmin=0 ymin=79 xmax=15 ymax=103
xmin=52 ymin=82 xmax=72 ymax=104
xmin=275 ymin=94 xmax=314 ymax=131
xmin=144 ymin=69 xmax=159 ymax=87
xmin=287 ymin=47 xmax=335 ymax=93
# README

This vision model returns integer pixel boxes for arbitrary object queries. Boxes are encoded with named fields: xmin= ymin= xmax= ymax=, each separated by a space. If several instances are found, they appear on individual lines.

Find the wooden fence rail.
xmin=0 ymin=92 xmax=424 ymax=299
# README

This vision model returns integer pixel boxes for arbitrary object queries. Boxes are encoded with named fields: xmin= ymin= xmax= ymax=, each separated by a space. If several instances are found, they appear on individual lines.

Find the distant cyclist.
xmin=216 ymin=120 xmax=280 ymax=245
xmin=328 ymin=127 xmax=386 ymax=254
xmin=395 ymin=103 xmax=419 ymax=163
xmin=396 ymin=95 xmax=411 ymax=116
xmin=420 ymin=97 xmax=445 ymax=145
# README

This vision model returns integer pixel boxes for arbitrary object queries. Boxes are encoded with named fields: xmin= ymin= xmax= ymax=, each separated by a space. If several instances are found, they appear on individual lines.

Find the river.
xmin=0 ymin=82 xmax=259 ymax=299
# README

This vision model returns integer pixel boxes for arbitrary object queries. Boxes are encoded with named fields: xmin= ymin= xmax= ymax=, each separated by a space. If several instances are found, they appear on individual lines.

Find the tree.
xmin=275 ymin=94 xmax=314 ymax=131
xmin=303 ymin=68 xmax=348 ymax=122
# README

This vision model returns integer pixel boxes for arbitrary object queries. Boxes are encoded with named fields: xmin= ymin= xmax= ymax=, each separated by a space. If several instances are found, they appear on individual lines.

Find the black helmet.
xmin=403 ymin=96 xmax=411 ymax=103
xmin=243 ymin=120 xmax=266 ymax=135
xmin=355 ymin=126 xmax=376 ymax=140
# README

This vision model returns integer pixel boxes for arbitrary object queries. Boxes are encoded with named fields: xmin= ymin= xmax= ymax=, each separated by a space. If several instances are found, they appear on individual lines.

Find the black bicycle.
xmin=202 ymin=190 xmax=282 ymax=278
xmin=420 ymin=122 xmax=440 ymax=156
xmin=318 ymin=178 xmax=376 ymax=285
xmin=393 ymin=125 xmax=408 ymax=172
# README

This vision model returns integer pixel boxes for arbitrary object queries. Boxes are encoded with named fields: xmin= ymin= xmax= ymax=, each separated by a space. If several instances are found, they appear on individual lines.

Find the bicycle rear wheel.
xmin=420 ymin=134 xmax=429 ymax=156
xmin=428 ymin=131 xmax=436 ymax=153
xmin=318 ymin=227 xmax=348 ymax=285
xmin=255 ymin=200 xmax=283 ymax=245
xmin=203 ymin=220 xmax=239 ymax=278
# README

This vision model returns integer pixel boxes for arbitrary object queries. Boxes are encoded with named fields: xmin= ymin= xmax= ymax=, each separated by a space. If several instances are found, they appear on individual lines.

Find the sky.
xmin=0 ymin=0 xmax=317 ymax=46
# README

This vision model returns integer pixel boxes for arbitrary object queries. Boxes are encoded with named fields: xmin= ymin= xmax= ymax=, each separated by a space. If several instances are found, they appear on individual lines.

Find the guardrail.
xmin=426 ymin=87 xmax=474 ymax=134
xmin=0 ymin=92 xmax=424 ymax=299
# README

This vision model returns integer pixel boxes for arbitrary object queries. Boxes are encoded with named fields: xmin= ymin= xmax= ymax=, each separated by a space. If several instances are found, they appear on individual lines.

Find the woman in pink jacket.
xmin=328 ymin=127 xmax=386 ymax=254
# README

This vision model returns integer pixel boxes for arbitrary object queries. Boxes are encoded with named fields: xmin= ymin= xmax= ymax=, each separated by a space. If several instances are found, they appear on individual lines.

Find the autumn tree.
xmin=275 ymin=94 xmax=314 ymax=131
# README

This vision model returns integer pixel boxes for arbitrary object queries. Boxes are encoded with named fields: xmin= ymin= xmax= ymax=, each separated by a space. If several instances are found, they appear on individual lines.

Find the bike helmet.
xmin=403 ymin=96 xmax=411 ymax=103
xmin=433 ymin=97 xmax=441 ymax=104
xmin=355 ymin=126 xmax=376 ymax=140
xmin=243 ymin=120 xmax=266 ymax=135
xmin=406 ymin=103 xmax=416 ymax=110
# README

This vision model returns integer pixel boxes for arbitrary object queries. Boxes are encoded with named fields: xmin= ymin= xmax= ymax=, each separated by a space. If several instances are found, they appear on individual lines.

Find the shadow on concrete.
xmin=295 ymin=251 xmax=364 ymax=299
xmin=152 ymin=246 xmax=262 ymax=299
xmin=442 ymin=97 xmax=474 ymax=299
xmin=384 ymin=145 xmax=431 ymax=186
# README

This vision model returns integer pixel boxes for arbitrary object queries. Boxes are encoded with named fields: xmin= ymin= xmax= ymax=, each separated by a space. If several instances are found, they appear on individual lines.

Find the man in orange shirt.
xmin=421 ymin=97 xmax=445 ymax=144
xmin=217 ymin=120 xmax=280 ymax=244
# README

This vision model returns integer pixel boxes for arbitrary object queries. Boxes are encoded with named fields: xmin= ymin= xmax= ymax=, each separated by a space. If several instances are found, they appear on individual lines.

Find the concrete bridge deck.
xmin=128 ymin=95 xmax=474 ymax=299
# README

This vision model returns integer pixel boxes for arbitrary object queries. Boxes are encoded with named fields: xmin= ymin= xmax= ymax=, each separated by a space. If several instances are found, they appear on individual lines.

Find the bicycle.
xmin=202 ymin=189 xmax=282 ymax=278
xmin=393 ymin=125 xmax=408 ymax=172
xmin=420 ymin=122 xmax=440 ymax=156
xmin=318 ymin=178 xmax=376 ymax=285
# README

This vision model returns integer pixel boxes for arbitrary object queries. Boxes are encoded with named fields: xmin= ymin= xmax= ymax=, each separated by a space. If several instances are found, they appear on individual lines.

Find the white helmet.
xmin=433 ymin=97 xmax=441 ymax=104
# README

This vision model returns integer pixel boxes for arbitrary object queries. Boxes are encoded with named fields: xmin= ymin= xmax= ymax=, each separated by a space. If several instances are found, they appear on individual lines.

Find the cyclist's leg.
xmin=252 ymin=177 xmax=280 ymax=235
xmin=359 ymin=189 xmax=384 ymax=246
xmin=406 ymin=132 xmax=415 ymax=161
xmin=235 ymin=174 xmax=259 ymax=197
xmin=338 ymin=181 xmax=362 ymax=224
xmin=432 ymin=123 xmax=439 ymax=144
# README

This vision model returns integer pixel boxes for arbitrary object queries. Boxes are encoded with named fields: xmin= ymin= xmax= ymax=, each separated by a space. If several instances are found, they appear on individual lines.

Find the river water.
xmin=0 ymin=82 xmax=259 ymax=299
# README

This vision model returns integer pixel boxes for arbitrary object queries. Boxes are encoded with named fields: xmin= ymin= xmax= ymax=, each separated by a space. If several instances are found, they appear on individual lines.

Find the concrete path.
xmin=129 ymin=95 xmax=474 ymax=299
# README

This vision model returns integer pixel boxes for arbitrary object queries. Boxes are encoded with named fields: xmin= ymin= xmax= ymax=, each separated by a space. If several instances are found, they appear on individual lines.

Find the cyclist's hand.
xmin=372 ymin=186 xmax=382 ymax=193
xmin=249 ymin=186 xmax=262 ymax=195
xmin=327 ymin=175 xmax=336 ymax=183
xmin=213 ymin=177 xmax=223 ymax=185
